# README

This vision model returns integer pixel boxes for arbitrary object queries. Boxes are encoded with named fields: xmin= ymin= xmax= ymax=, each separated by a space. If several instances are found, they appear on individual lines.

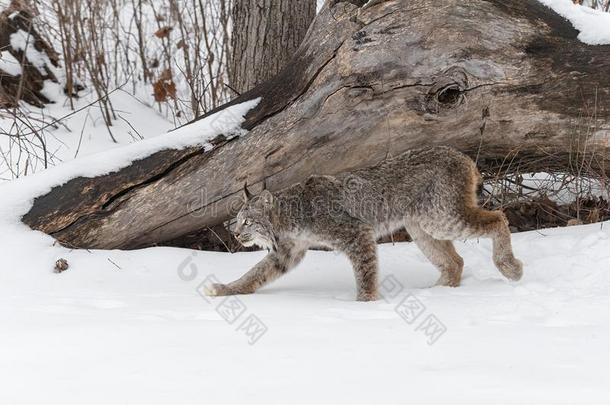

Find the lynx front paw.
xmin=357 ymin=291 xmax=379 ymax=302
xmin=435 ymin=272 xmax=461 ymax=287
xmin=203 ymin=283 xmax=234 ymax=296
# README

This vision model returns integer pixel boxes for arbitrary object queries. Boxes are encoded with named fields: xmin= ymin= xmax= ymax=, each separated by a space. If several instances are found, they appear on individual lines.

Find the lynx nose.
xmin=234 ymin=229 xmax=249 ymax=241
xmin=236 ymin=232 xmax=252 ymax=242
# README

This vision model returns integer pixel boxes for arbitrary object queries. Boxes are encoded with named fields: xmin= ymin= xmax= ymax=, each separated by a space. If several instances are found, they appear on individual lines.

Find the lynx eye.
xmin=244 ymin=219 xmax=252 ymax=226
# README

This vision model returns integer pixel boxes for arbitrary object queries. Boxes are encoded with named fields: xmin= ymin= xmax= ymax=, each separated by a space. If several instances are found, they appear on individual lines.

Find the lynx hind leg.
xmin=406 ymin=221 xmax=464 ymax=287
xmin=466 ymin=164 xmax=522 ymax=280
xmin=421 ymin=208 xmax=523 ymax=282
xmin=464 ymin=162 xmax=523 ymax=281
xmin=470 ymin=209 xmax=523 ymax=281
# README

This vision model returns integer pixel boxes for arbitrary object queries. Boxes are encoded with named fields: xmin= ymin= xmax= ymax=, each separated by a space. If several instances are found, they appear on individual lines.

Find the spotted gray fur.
xmin=204 ymin=146 xmax=522 ymax=301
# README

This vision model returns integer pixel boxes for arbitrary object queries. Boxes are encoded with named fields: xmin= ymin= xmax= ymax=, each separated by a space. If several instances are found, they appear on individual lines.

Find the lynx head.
xmin=234 ymin=183 xmax=277 ymax=250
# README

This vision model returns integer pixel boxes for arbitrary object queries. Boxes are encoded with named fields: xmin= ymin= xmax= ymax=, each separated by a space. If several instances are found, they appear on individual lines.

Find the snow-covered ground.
xmin=2 ymin=223 xmax=610 ymax=404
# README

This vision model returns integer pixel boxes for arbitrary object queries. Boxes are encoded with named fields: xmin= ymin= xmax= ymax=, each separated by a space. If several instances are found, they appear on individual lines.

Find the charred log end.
xmin=22 ymin=147 xmax=204 ymax=236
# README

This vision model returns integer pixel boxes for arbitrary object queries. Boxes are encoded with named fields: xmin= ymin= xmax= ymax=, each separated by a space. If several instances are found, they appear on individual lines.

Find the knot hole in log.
xmin=425 ymin=67 xmax=469 ymax=114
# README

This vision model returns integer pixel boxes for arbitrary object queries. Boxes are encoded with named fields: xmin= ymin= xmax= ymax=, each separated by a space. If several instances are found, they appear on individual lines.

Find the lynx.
xmin=204 ymin=146 xmax=522 ymax=301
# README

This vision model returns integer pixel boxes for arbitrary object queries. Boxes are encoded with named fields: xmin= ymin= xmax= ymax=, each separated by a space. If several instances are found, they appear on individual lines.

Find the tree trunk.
xmin=23 ymin=0 xmax=610 ymax=250
xmin=228 ymin=0 xmax=316 ymax=94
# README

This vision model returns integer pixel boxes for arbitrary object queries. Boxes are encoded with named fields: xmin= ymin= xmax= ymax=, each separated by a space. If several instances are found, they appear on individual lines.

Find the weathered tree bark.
xmin=23 ymin=0 xmax=610 ymax=250
xmin=0 ymin=0 xmax=59 ymax=108
xmin=228 ymin=0 xmax=316 ymax=94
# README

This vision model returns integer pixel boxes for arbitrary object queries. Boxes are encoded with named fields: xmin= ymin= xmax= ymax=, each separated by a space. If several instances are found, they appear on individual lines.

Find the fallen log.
xmin=23 ymin=0 xmax=610 ymax=249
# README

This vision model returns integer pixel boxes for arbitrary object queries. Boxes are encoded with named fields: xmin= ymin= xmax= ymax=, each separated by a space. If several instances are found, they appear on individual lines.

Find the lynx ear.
xmin=259 ymin=190 xmax=274 ymax=207
xmin=242 ymin=182 xmax=254 ymax=201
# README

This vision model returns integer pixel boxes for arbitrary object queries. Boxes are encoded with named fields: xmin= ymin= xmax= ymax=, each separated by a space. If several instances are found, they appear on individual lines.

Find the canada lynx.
xmin=205 ymin=146 xmax=522 ymax=301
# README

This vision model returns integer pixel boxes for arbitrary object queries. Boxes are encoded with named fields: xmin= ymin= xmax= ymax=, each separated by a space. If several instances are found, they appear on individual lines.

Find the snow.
xmin=9 ymin=29 xmax=55 ymax=75
xmin=538 ymin=0 xmax=610 ymax=44
xmin=1 ymin=221 xmax=610 ymax=403
xmin=0 ymin=80 xmax=259 ymax=178
xmin=0 ymin=50 xmax=21 ymax=76
xmin=0 ymin=81 xmax=179 ymax=179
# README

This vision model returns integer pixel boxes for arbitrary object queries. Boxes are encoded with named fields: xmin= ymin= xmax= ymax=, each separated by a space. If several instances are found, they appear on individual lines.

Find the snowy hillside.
xmin=0 ymin=84 xmax=174 ymax=179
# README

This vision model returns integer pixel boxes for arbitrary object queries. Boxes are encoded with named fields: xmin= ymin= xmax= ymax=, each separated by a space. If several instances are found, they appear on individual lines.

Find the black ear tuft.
xmin=243 ymin=182 xmax=254 ymax=201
